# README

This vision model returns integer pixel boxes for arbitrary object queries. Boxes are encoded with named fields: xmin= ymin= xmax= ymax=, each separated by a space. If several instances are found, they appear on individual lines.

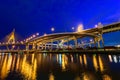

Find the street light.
xmin=51 ymin=27 xmax=55 ymax=32
xmin=95 ymin=22 xmax=103 ymax=28
xmin=98 ymin=22 xmax=103 ymax=28
xmin=95 ymin=25 xmax=98 ymax=28
xmin=72 ymin=27 xmax=75 ymax=31
xmin=36 ymin=33 xmax=39 ymax=36
xmin=33 ymin=35 xmax=36 ymax=38
xmin=77 ymin=24 xmax=83 ymax=32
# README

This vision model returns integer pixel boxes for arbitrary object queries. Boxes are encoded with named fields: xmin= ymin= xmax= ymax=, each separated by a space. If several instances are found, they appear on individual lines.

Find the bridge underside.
xmin=28 ymin=32 xmax=96 ymax=45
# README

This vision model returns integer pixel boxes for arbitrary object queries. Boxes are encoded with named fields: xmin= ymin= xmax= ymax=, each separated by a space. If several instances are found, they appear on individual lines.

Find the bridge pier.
xmin=97 ymin=41 xmax=100 ymax=48
xmin=101 ymin=34 xmax=105 ymax=49
xmin=41 ymin=43 xmax=43 ymax=50
xmin=57 ymin=40 xmax=60 ymax=49
xmin=74 ymin=38 xmax=78 ymax=49
xmin=51 ymin=40 xmax=53 ymax=50
xmin=37 ymin=44 xmax=40 ymax=50
xmin=95 ymin=36 xmax=101 ymax=48
xmin=32 ymin=43 xmax=37 ymax=50
xmin=93 ymin=38 xmax=97 ymax=48
xmin=97 ymin=23 xmax=105 ymax=50
xmin=26 ymin=44 xmax=29 ymax=50
xmin=67 ymin=39 xmax=69 ymax=48
xmin=80 ymin=39 xmax=84 ymax=49
xmin=94 ymin=32 xmax=105 ymax=50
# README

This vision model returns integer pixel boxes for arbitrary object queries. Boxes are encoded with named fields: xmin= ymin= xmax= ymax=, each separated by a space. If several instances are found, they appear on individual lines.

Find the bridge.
xmin=0 ymin=22 xmax=120 ymax=53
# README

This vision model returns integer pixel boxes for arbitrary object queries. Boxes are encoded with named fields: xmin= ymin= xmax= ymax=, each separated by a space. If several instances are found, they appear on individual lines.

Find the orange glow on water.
xmin=1 ymin=55 xmax=8 ymax=79
xmin=83 ymin=54 xmax=87 ymax=67
xmin=49 ymin=73 xmax=55 ymax=80
xmin=98 ymin=55 xmax=104 ymax=72
xmin=103 ymin=74 xmax=112 ymax=80
xmin=93 ymin=55 xmax=98 ymax=71
xmin=62 ymin=54 xmax=68 ymax=71
xmin=79 ymin=55 xmax=83 ymax=65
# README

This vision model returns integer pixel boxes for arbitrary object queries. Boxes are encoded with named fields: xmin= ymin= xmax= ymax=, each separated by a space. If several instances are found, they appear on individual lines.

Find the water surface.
xmin=0 ymin=53 xmax=120 ymax=80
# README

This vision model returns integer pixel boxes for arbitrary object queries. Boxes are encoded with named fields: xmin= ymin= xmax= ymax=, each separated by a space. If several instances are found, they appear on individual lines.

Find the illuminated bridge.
xmin=0 ymin=22 xmax=120 ymax=53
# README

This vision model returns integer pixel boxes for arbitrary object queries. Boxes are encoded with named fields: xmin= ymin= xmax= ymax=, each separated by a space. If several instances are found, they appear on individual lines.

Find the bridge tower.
xmin=8 ymin=29 xmax=15 ymax=44
xmin=5 ymin=29 xmax=16 ymax=50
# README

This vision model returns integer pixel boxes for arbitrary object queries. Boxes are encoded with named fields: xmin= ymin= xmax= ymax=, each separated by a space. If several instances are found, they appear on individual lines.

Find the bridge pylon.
xmin=7 ymin=29 xmax=16 ymax=44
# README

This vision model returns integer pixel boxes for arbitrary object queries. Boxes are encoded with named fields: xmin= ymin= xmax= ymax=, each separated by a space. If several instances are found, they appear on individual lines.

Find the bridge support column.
xmin=57 ymin=40 xmax=60 ymax=49
xmin=51 ymin=40 xmax=53 ymax=51
xmin=43 ymin=43 xmax=47 ymax=50
xmin=74 ymin=39 xmax=78 ymax=49
xmin=37 ymin=44 xmax=39 ymax=50
xmin=97 ymin=41 xmax=100 ymax=48
xmin=101 ymin=34 xmax=105 ymax=49
xmin=96 ymin=36 xmax=101 ymax=48
xmin=26 ymin=44 xmax=29 ymax=50
xmin=80 ymin=39 xmax=84 ymax=49
xmin=32 ymin=43 xmax=36 ymax=50
xmin=97 ymin=23 xmax=105 ymax=50
xmin=67 ymin=39 xmax=69 ymax=48
xmin=99 ymin=34 xmax=105 ymax=51
xmin=93 ymin=38 xmax=97 ymax=48
xmin=41 ymin=43 xmax=43 ymax=50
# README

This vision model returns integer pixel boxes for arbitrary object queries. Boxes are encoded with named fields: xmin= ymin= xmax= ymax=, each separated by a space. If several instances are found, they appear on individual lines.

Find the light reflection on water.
xmin=0 ymin=53 xmax=119 ymax=80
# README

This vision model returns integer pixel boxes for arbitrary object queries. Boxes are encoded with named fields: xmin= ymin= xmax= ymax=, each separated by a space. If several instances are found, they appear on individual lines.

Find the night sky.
xmin=0 ymin=0 xmax=120 ymax=45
